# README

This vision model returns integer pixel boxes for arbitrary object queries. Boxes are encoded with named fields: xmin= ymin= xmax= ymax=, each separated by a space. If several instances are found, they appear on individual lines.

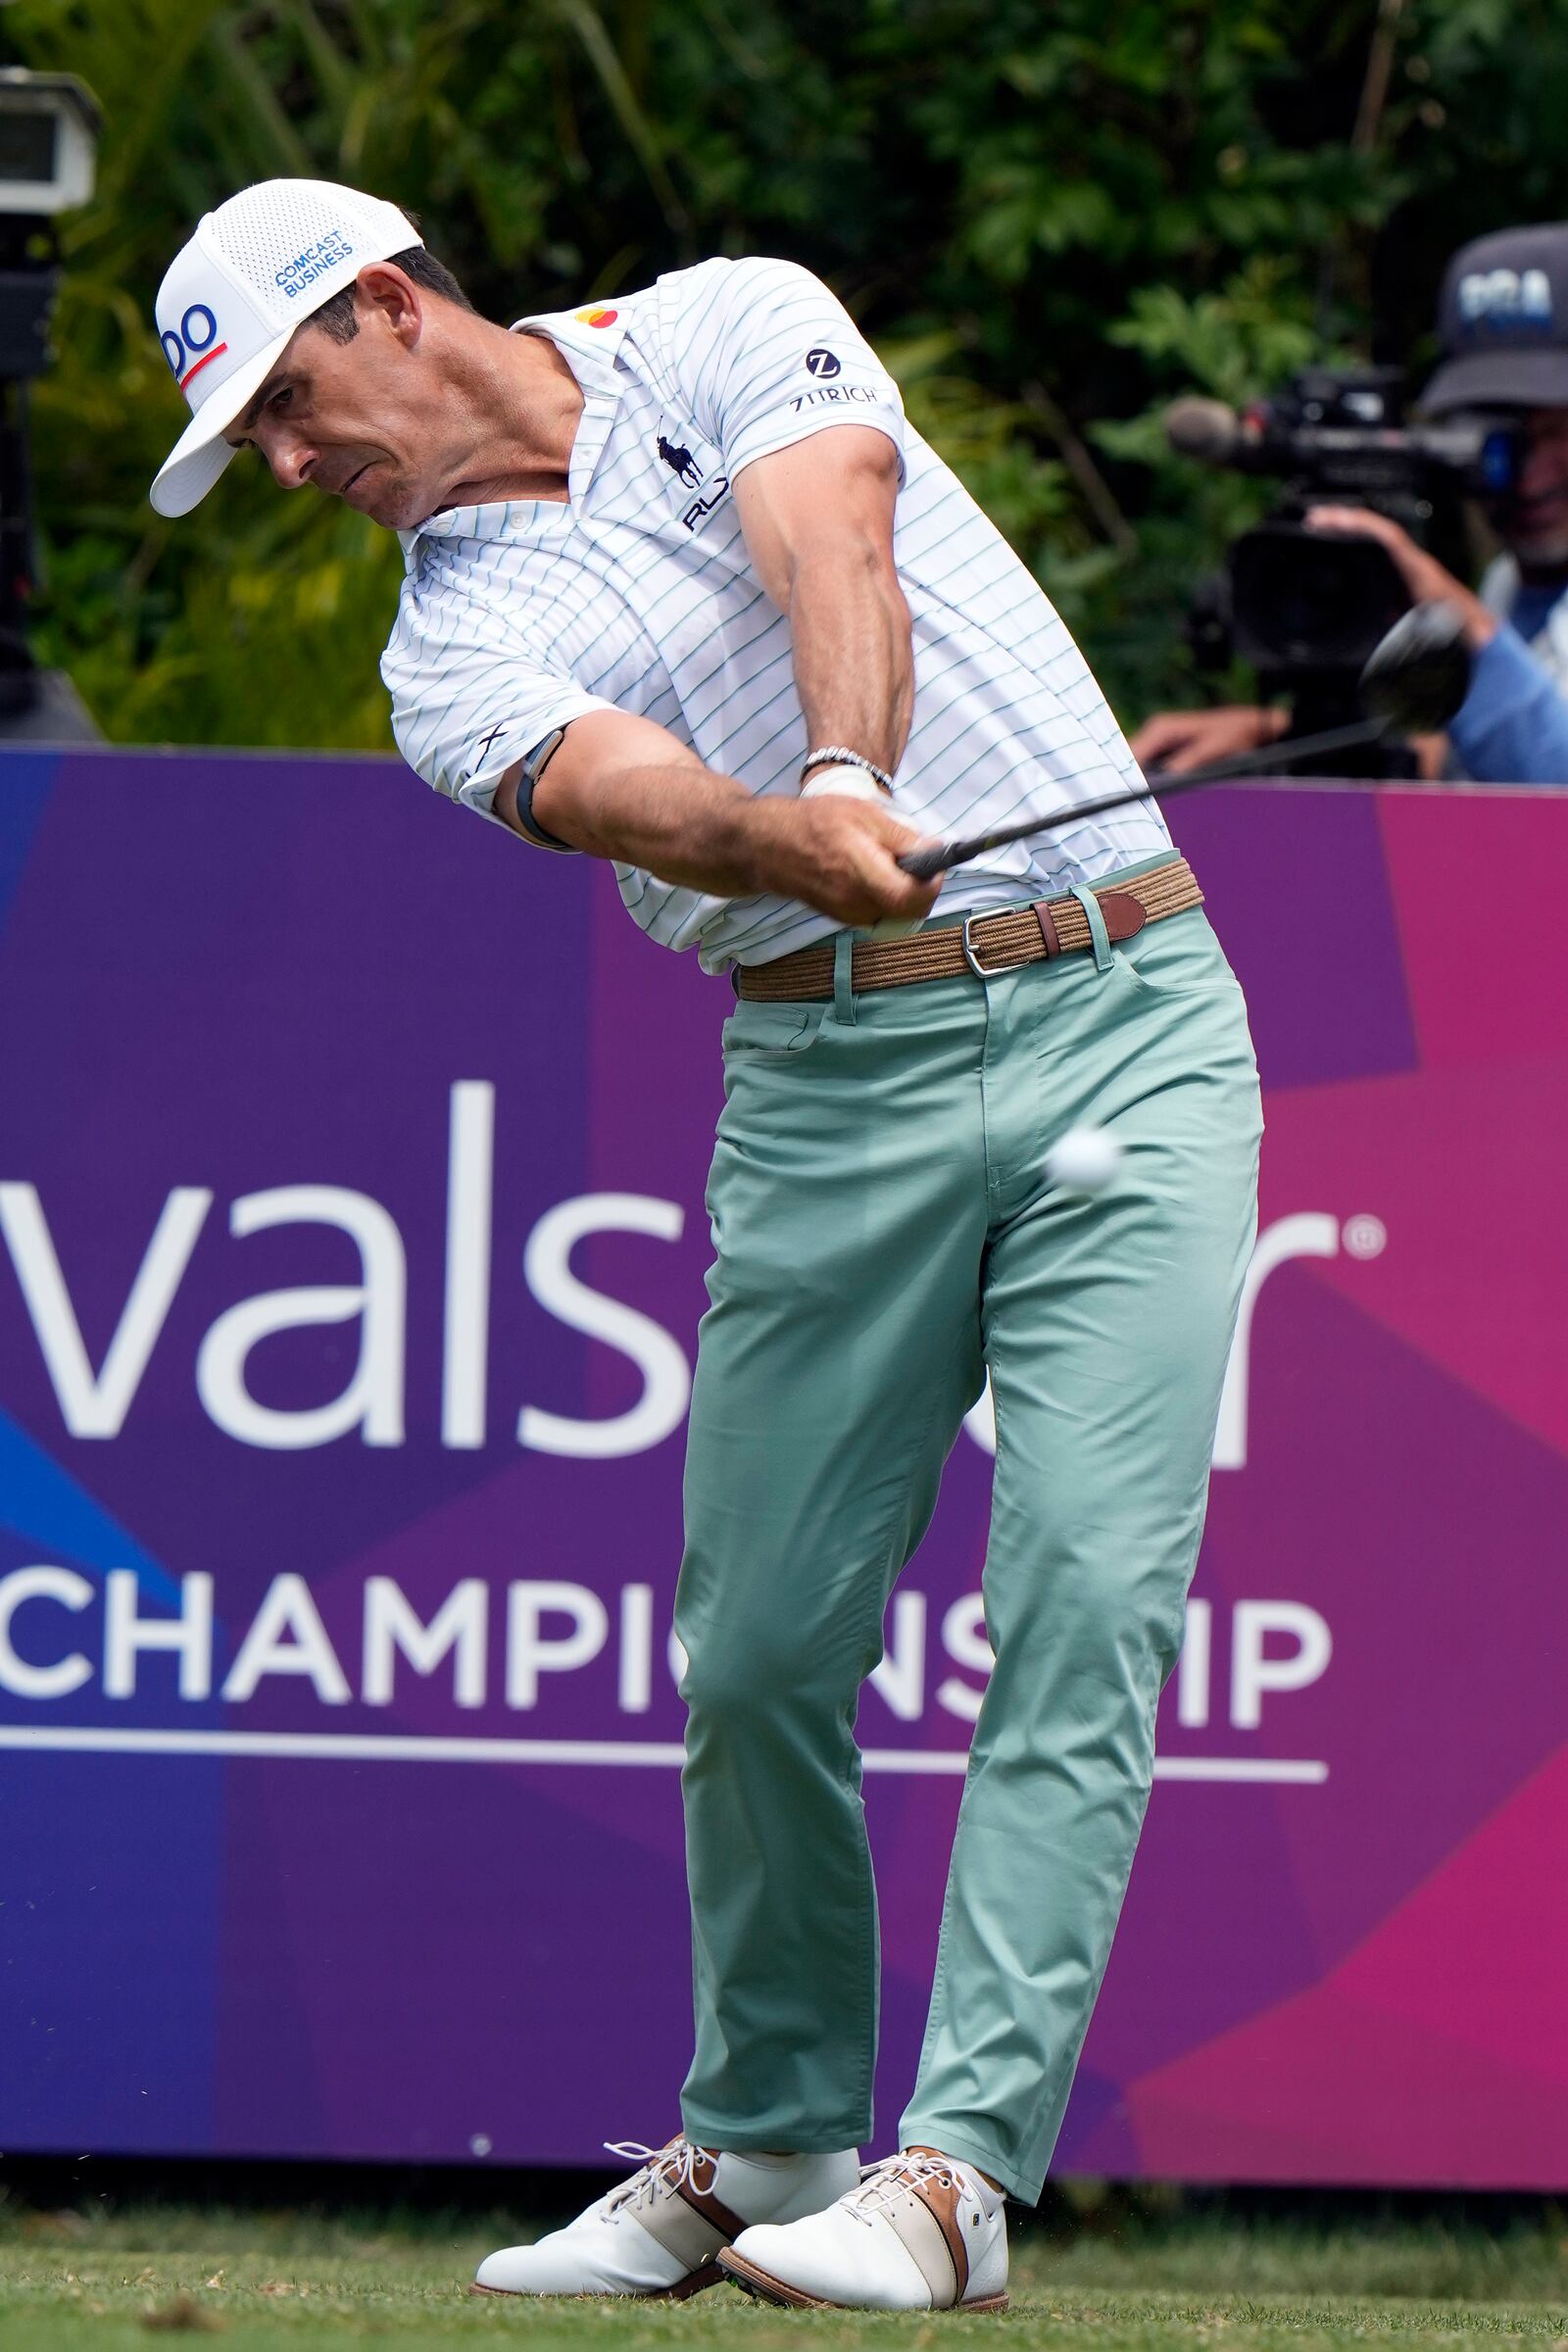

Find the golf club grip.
xmin=898 ymin=809 xmax=1067 ymax=879
xmin=898 ymin=843 xmax=961 ymax=880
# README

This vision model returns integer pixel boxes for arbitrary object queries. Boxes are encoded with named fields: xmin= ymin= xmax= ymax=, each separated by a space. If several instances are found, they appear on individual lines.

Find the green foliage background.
xmin=17 ymin=0 xmax=1568 ymax=749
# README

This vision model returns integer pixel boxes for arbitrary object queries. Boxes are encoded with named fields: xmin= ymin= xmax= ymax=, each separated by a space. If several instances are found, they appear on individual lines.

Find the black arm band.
xmin=514 ymin=728 xmax=580 ymax=854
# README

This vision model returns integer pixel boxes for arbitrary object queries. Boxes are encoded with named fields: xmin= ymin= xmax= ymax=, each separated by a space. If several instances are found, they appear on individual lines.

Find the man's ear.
xmin=357 ymin=262 xmax=423 ymax=351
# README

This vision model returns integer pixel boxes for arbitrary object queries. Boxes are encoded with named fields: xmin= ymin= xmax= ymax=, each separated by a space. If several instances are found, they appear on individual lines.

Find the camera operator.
xmin=1131 ymin=224 xmax=1568 ymax=786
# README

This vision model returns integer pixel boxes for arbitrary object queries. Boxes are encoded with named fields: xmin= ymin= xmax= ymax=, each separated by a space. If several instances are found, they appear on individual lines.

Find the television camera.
xmin=1165 ymin=368 xmax=1517 ymax=771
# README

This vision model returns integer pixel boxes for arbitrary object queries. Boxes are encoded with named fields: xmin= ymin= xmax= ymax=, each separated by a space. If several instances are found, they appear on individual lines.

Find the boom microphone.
xmin=1162 ymin=397 xmax=1262 ymax=468
xmin=1162 ymin=387 xmax=1519 ymax=501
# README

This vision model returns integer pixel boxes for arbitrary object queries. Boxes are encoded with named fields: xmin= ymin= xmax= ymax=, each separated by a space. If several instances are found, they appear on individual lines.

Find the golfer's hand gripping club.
xmin=769 ymin=791 xmax=942 ymax=928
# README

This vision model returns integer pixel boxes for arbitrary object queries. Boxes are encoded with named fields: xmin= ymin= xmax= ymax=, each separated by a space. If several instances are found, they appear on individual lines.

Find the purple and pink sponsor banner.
xmin=0 ymin=746 xmax=1564 ymax=2187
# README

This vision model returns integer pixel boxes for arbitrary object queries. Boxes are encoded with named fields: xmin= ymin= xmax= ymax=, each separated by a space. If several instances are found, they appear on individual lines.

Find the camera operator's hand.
xmin=1129 ymin=705 xmax=1289 ymax=775
xmin=1304 ymin=506 xmax=1499 ymax=652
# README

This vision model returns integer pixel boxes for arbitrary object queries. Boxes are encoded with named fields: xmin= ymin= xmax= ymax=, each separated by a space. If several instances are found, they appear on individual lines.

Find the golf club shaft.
xmin=896 ymin=716 xmax=1390 ymax=880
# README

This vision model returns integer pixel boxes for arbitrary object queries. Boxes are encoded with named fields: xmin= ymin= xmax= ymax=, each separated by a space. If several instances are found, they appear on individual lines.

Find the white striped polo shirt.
xmin=382 ymin=254 xmax=1168 ymax=972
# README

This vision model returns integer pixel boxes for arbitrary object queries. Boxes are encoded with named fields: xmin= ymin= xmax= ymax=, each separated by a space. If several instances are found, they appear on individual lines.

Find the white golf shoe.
xmin=720 ymin=2148 xmax=1008 ymax=2312
xmin=472 ymin=2136 xmax=860 ymax=2299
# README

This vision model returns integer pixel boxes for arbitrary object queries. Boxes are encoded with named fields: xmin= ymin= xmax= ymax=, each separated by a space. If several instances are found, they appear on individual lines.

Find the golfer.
xmin=151 ymin=179 xmax=1262 ymax=2313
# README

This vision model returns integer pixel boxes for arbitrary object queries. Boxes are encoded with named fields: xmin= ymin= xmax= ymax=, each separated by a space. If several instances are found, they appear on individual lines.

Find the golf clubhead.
xmin=1358 ymin=602 xmax=1472 ymax=733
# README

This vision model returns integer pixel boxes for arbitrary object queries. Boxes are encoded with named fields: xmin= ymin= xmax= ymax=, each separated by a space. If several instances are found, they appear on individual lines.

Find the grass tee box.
xmin=1 ymin=2203 xmax=1567 ymax=2352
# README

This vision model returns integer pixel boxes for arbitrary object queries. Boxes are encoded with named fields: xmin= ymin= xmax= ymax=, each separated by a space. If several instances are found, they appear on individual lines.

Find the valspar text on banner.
xmin=0 ymin=1082 xmax=1382 ymax=1470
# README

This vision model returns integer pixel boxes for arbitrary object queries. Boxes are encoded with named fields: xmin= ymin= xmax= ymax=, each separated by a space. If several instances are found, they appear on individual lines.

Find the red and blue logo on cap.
xmin=161 ymin=303 xmax=229 ymax=394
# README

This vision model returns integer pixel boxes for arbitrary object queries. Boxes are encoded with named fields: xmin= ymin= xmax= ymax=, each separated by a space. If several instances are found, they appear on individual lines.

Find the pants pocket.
xmin=721 ymin=997 xmax=833 ymax=1060
xmin=1110 ymin=909 xmax=1244 ymax=1003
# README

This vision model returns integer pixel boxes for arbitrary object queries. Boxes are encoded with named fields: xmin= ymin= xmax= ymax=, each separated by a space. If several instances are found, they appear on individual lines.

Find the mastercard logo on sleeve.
xmin=575 ymin=305 xmax=618 ymax=326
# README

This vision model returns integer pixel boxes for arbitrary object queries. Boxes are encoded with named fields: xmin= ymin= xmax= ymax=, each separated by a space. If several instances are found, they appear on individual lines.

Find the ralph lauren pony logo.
xmin=657 ymin=433 xmax=703 ymax=489
xmin=652 ymin=421 xmax=729 ymax=531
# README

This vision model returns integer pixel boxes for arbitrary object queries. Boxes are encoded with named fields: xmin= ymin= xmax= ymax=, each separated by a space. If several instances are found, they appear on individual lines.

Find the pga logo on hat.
xmin=1457 ymin=266 xmax=1552 ymax=332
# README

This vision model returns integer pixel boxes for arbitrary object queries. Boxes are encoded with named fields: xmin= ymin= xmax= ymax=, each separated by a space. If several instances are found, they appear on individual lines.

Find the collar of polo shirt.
xmin=399 ymin=299 xmax=632 ymax=553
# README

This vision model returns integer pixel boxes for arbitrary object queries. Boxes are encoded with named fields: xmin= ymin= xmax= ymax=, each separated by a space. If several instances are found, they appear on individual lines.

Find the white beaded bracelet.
xmin=800 ymin=745 xmax=895 ymax=793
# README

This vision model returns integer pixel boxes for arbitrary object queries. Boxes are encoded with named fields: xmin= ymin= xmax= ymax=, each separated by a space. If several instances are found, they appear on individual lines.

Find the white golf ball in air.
xmin=1045 ymin=1124 xmax=1123 ymax=1196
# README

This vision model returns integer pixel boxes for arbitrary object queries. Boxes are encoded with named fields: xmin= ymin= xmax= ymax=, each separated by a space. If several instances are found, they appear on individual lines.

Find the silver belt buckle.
xmin=961 ymin=911 xmax=1010 ymax=980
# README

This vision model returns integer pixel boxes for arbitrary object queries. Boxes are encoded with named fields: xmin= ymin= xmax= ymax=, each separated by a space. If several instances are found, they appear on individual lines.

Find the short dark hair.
xmin=308 ymin=242 xmax=474 ymax=344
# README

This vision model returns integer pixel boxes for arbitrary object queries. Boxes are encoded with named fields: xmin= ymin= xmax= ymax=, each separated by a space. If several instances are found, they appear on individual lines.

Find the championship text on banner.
xmin=1 ymin=749 xmax=1565 ymax=2185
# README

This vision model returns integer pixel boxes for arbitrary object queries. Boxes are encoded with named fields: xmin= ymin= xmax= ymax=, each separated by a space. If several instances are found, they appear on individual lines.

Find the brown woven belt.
xmin=735 ymin=857 xmax=1203 ymax=1002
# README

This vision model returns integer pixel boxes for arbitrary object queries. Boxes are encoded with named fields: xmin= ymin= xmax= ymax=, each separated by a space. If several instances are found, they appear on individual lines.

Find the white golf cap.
xmin=149 ymin=177 xmax=422 ymax=517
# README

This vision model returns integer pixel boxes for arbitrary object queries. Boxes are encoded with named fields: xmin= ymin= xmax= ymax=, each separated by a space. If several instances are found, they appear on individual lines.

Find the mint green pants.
xmin=674 ymin=871 xmax=1262 ymax=2201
